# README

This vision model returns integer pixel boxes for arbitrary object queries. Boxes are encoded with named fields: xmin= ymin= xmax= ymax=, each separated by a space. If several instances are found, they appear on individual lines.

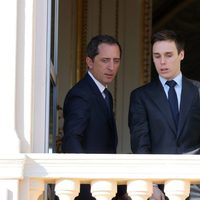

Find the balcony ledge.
xmin=19 ymin=153 xmax=200 ymax=184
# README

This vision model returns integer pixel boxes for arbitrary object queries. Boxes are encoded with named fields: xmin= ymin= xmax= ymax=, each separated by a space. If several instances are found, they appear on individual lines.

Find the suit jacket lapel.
xmin=177 ymin=77 xmax=195 ymax=137
xmin=149 ymin=79 xmax=177 ymax=134
xmin=84 ymin=73 xmax=118 ymax=148
xmin=85 ymin=73 xmax=108 ymax=115
xmin=87 ymin=75 xmax=118 ymax=145
xmin=85 ymin=73 xmax=116 ymax=133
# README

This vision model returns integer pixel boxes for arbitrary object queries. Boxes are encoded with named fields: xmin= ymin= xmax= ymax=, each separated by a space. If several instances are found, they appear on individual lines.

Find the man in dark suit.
xmin=62 ymin=35 xmax=128 ymax=200
xmin=128 ymin=30 xmax=200 ymax=200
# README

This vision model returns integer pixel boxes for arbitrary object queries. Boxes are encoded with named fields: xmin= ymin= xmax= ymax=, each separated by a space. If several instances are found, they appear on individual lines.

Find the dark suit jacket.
xmin=128 ymin=76 xmax=200 ymax=154
xmin=62 ymin=73 xmax=124 ymax=200
xmin=62 ymin=72 xmax=118 ymax=154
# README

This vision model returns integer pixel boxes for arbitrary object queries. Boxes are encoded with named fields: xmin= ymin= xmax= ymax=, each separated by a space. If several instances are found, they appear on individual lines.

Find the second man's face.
xmin=87 ymin=43 xmax=121 ymax=86
xmin=152 ymin=40 xmax=184 ymax=80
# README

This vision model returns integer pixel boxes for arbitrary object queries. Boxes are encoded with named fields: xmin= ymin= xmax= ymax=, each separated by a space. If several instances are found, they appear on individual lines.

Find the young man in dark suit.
xmin=62 ymin=35 xmax=128 ymax=200
xmin=128 ymin=30 xmax=200 ymax=200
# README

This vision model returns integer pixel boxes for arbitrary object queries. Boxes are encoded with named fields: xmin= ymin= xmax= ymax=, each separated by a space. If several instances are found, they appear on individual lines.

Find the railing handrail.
xmin=1 ymin=153 xmax=199 ymax=184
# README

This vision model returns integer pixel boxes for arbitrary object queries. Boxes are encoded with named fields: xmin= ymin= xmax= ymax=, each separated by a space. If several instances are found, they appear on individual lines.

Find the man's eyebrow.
xmin=153 ymin=52 xmax=160 ymax=55
xmin=153 ymin=51 xmax=173 ymax=54
xmin=101 ymin=57 xmax=110 ymax=60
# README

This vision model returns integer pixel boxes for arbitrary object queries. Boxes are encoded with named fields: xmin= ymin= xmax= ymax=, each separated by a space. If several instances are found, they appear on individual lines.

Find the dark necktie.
xmin=103 ymin=88 xmax=111 ymax=113
xmin=166 ymin=80 xmax=179 ymax=128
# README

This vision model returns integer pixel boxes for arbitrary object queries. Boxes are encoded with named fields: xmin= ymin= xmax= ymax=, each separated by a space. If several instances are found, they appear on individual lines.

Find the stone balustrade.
xmin=0 ymin=154 xmax=200 ymax=200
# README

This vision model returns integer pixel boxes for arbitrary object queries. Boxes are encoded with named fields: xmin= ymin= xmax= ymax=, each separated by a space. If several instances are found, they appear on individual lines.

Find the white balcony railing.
xmin=0 ymin=154 xmax=200 ymax=200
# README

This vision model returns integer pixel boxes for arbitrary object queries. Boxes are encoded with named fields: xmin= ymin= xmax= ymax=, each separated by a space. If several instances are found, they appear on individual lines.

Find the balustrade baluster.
xmin=164 ymin=180 xmax=190 ymax=200
xmin=91 ymin=180 xmax=117 ymax=200
xmin=127 ymin=180 xmax=152 ymax=200
xmin=55 ymin=179 xmax=80 ymax=200
xmin=30 ymin=179 xmax=44 ymax=200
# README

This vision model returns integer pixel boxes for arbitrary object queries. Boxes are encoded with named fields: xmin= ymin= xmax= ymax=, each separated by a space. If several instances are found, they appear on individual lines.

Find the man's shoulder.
xmin=66 ymin=73 xmax=101 ymax=101
xmin=68 ymin=77 xmax=91 ymax=95
xmin=183 ymin=77 xmax=200 ymax=96
xmin=63 ymin=77 xmax=91 ymax=109
xmin=187 ymin=78 xmax=200 ymax=88
xmin=131 ymin=79 xmax=159 ymax=94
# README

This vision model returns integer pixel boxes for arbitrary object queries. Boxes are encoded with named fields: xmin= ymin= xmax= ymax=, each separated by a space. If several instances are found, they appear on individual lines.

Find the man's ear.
xmin=86 ymin=57 xmax=93 ymax=69
xmin=180 ymin=50 xmax=184 ymax=60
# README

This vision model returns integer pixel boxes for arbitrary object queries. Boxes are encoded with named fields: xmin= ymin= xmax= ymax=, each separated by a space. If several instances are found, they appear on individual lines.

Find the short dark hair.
xmin=86 ymin=34 xmax=122 ymax=60
xmin=151 ymin=30 xmax=185 ymax=54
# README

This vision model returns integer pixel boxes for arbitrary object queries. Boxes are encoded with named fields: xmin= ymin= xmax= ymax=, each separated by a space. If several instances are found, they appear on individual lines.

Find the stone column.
xmin=0 ymin=0 xmax=20 ymax=153
xmin=0 ymin=188 xmax=8 ymax=200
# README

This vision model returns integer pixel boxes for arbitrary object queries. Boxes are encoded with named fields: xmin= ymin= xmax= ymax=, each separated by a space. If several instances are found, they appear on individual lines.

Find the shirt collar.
xmin=159 ymin=73 xmax=182 ymax=88
xmin=88 ymin=71 xmax=106 ymax=93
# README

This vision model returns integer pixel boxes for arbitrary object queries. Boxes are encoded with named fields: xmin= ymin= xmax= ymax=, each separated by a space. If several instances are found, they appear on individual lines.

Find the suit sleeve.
xmin=128 ymin=89 xmax=151 ymax=153
xmin=62 ymin=93 xmax=90 ymax=153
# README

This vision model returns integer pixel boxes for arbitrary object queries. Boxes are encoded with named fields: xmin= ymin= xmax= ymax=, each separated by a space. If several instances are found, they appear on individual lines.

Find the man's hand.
xmin=149 ymin=185 xmax=165 ymax=200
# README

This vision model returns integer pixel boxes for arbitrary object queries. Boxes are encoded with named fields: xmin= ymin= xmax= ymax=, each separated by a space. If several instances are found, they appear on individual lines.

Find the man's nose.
xmin=108 ymin=61 xmax=114 ymax=70
xmin=160 ymin=56 xmax=165 ymax=64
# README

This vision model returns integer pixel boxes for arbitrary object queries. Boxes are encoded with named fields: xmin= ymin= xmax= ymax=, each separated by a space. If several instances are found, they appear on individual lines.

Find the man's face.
xmin=86 ymin=43 xmax=121 ymax=86
xmin=152 ymin=40 xmax=184 ymax=80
